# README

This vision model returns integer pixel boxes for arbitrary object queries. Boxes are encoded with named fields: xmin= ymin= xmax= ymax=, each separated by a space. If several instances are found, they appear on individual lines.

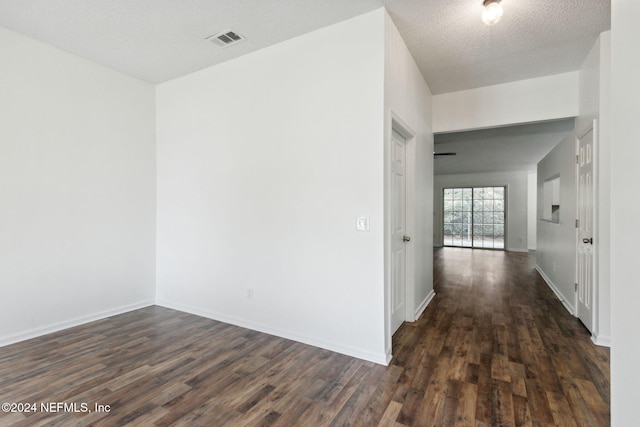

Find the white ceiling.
xmin=0 ymin=0 xmax=385 ymax=84
xmin=433 ymin=119 xmax=575 ymax=175
xmin=0 ymin=0 xmax=610 ymax=92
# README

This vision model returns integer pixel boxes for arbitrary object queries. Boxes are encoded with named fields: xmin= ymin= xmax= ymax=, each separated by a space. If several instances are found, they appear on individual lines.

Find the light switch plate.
xmin=356 ymin=216 xmax=370 ymax=231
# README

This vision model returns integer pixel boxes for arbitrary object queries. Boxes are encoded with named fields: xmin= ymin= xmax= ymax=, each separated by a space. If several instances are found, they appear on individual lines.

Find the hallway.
xmin=389 ymin=248 xmax=610 ymax=426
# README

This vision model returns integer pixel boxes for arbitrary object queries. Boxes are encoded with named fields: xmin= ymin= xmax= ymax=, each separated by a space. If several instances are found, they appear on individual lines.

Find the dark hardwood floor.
xmin=0 ymin=248 xmax=609 ymax=426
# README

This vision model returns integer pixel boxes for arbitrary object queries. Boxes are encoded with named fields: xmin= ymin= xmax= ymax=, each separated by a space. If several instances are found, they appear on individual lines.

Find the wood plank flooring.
xmin=0 ymin=248 xmax=609 ymax=426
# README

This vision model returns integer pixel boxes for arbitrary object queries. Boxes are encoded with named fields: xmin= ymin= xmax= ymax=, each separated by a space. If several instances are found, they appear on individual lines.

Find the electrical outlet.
xmin=246 ymin=288 xmax=254 ymax=300
xmin=519 ymin=237 xmax=524 ymax=243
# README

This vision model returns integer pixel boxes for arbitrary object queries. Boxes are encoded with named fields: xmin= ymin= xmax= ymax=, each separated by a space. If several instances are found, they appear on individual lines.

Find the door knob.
xmin=403 ymin=235 xmax=411 ymax=242
xmin=583 ymin=237 xmax=593 ymax=244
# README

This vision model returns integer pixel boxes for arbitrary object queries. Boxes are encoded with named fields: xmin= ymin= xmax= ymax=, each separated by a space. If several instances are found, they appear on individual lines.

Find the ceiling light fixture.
xmin=481 ymin=0 xmax=503 ymax=26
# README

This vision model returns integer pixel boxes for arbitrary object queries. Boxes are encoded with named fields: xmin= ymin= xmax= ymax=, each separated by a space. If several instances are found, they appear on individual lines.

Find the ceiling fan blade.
xmin=434 ymin=152 xmax=457 ymax=157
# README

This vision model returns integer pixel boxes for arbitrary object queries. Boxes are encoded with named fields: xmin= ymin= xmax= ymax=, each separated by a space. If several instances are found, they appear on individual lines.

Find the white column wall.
xmin=383 ymin=11 xmax=435 ymax=358
xmin=155 ymin=10 xmax=388 ymax=364
xmin=610 ymin=1 xmax=640 ymax=424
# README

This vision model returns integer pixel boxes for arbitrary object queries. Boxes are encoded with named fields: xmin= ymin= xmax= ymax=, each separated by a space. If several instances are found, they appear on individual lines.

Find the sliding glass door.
xmin=443 ymin=186 xmax=505 ymax=249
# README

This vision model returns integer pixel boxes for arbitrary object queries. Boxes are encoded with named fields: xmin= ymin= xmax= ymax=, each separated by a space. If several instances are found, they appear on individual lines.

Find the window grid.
xmin=443 ymin=186 xmax=505 ymax=249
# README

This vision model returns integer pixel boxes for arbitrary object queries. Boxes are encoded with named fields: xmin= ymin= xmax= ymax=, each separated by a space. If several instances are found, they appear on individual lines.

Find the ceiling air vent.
xmin=206 ymin=30 xmax=245 ymax=48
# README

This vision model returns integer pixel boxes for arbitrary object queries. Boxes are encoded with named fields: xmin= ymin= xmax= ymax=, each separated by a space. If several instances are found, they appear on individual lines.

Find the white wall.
xmin=536 ymin=134 xmax=576 ymax=314
xmin=433 ymin=72 xmax=579 ymax=133
xmin=610 ymin=2 xmax=640 ymax=424
xmin=578 ymin=32 xmax=611 ymax=346
xmin=0 ymin=27 xmax=156 ymax=345
xmin=156 ymin=10 xmax=388 ymax=364
xmin=383 ymin=11 xmax=434 ymax=357
xmin=577 ymin=37 xmax=601 ymax=132
xmin=527 ymin=171 xmax=537 ymax=250
xmin=433 ymin=171 xmax=529 ymax=252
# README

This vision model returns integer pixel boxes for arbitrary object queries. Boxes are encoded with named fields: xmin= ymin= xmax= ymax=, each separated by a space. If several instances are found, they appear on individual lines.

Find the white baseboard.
xmin=591 ymin=333 xmax=611 ymax=347
xmin=414 ymin=289 xmax=436 ymax=321
xmin=156 ymin=299 xmax=389 ymax=366
xmin=384 ymin=348 xmax=393 ymax=365
xmin=507 ymin=248 xmax=529 ymax=253
xmin=0 ymin=299 xmax=155 ymax=348
xmin=535 ymin=265 xmax=576 ymax=316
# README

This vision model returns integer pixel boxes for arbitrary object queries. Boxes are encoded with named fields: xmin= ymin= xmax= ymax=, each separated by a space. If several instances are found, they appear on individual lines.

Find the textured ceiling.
xmin=385 ymin=0 xmax=611 ymax=94
xmin=433 ymin=119 xmax=575 ymax=175
xmin=0 ymin=0 xmax=610 ymax=91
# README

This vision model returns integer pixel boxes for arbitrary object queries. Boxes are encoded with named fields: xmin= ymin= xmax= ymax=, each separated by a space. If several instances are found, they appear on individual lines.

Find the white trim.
xmin=390 ymin=113 xmax=416 ymax=141
xmin=0 ymin=300 xmax=155 ymax=348
xmin=591 ymin=333 xmax=611 ymax=347
xmin=414 ymin=289 xmax=436 ymax=321
xmin=535 ymin=265 xmax=576 ymax=315
xmin=157 ymin=299 xmax=389 ymax=366
xmin=385 ymin=348 xmax=393 ymax=365
xmin=506 ymin=248 xmax=529 ymax=253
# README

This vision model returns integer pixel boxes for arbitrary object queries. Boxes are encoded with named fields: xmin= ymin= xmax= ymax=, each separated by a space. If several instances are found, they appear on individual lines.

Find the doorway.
xmin=442 ymin=186 xmax=506 ymax=249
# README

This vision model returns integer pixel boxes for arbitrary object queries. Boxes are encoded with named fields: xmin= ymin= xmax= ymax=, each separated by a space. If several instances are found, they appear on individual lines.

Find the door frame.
xmin=575 ymin=119 xmax=598 ymax=335
xmin=384 ymin=111 xmax=416 ymax=362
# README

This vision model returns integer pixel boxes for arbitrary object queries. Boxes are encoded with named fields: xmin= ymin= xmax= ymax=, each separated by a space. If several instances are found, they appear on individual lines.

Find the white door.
xmin=390 ymin=130 xmax=407 ymax=334
xmin=576 ymin=123 xmax=597 ymax=332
